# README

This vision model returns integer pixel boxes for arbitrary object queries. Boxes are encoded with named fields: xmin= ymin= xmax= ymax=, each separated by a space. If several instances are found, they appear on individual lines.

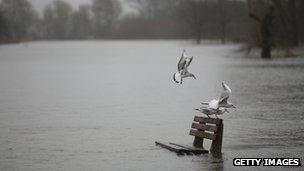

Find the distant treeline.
xmin=0 ymin=0 xmax=304 ymax=48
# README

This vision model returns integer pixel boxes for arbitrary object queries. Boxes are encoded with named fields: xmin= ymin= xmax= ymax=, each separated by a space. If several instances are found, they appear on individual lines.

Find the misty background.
xmin=28 ymin=0 xmax=134 ymax=15
xmin=0 ymin=0 xmax=304 ymax=58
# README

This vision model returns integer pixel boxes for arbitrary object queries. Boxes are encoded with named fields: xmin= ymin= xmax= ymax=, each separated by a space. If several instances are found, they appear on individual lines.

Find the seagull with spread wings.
xmin=173 ymin=49 xmax=196 ymax=84
xmin=201 ymin=82 xmax=236 ymax=109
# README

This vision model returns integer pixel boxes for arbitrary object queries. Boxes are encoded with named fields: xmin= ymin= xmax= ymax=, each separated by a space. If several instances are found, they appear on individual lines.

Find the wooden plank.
xmin=192 ymin=118 xmax=206 ymax=148
xmin=169 ymin=142 xmax=208 ymax=154
xmin=189 ymin=129 xmax=216 ymax=140
xmin=191 ymin=122 xmax=218 ymax=132
xmin=210 ymin=122 xmax=224 ymax=158
xmin=155 ymin=141 xmax=190 ymax=155
xmin=194 ymin=116 xmax=221 ymax=125
xmin=193 ymin=136 xmax=204 ymax=148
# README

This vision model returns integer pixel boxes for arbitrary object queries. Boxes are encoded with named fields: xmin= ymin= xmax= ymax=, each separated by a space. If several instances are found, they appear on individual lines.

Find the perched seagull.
xmin=201 ymin=82 xmax=236 ymax=109
xmin=173 ymin=49 xmax=196 ymax=84
xmin=194 ymin=107 xmax=229 ymax=118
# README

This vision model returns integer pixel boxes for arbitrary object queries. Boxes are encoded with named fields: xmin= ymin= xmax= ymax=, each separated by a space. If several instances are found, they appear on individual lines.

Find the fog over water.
xmin=0 ymin=40 xmax=303 ymax=171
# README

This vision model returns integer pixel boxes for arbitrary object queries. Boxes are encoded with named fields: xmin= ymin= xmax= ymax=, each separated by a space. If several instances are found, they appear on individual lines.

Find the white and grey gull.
xmin=196 ymin=81 xmax=235 ymax=118
xmin=173 ymin=49 xmax=196 ymax=84
xmin=201 ymin=82 xmax=236 ymax=109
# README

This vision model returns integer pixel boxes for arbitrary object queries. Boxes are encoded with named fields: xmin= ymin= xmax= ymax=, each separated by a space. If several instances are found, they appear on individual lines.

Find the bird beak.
xmin=232 ymin=105 xmax=236 ymax=108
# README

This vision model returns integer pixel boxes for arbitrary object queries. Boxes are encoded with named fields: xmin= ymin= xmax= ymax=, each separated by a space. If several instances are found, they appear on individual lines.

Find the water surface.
xmin=0 ymin=41 xmax=303 ymax=170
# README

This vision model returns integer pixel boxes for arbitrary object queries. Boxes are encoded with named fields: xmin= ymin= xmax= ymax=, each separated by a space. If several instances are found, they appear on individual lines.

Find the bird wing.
xmin=219 ymin=92 xmax=229 ymax=104
xmin=222 ymin=82 xmax=231 ymax=93
xmin=198 ymin=107 xmax=211 ymax=115
xmin=178 ymin=58 xmax=186 ymax=72
xmin=179 ymin=57 xmax=192 ymax=75
xmin=177 ymin=49 xmax=188 ymax=72
xmin=201 ymin=102 xmax=209 ymax=105
xmin=185 ymin=56 xmax=193 ymax=68
xmin=219 ymin=82 xmax=231 ymax=103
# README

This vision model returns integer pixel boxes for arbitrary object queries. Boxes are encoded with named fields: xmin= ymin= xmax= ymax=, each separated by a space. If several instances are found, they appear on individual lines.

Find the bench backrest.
xmin=190 ymin=116 xmax=224 ymax=157
xmin=189 ymin=116 xmax=222 ymax=140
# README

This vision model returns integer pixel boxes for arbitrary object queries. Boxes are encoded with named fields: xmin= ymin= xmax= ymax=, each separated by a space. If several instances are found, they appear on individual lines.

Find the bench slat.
xmin=191 ymin=122 xmax=218 ymax=132
xmin=194 ymin=116 xmax=221 ymax=125
xmin=169 ymin=142 xmax=208 ymax=154
xmin=155 ymin=141 xmax=189 ymax=154
xmin=189 ymin=129 xmax=216 ymax=140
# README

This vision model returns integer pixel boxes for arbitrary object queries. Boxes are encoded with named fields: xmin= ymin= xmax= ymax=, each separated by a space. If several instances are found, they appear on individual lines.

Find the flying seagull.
xmin=201 ymin=82 xmax=236 ymax=109
xmin=194 ymin=107 xmax=229 ymax=118
xmin=173 ymin=49 xmax=196 ymax=84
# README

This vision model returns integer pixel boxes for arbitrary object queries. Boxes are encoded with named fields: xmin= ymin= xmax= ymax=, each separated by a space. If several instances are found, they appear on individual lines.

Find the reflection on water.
xmin=0 ymin=41 xmax=303 ymax=170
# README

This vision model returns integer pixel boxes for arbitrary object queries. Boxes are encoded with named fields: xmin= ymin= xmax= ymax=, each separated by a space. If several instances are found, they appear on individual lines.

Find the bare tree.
xmin=128 ymin=0 xmax=160 ymax=20
xmin=42 ymin=0 xmax=72 ymax=39
xmin=0 ymin=7 xmax=8 ymax=41
xmin=91 ymin=0 xmax=121 ymax=38
xmin=287 ymin=0 xmax=298 ymax=46
xmin=1 ymin=0 xmax=37 ymax=41
xmin=177 ymin=0 xmax=208 ymax=44
xmin=70 ymin=4 xmax=92 ymax=39
xmin=270 ymin=0 xmax=298 ymax=47
xmin=248 ymin=0 xmax=275 ymax=58
xmin=127 ymin=0 xmax=177 ymax=20
xmin=299 ymin=1 xmax=304 ymax=43
xmin=218 ymin=0 xmax=226 ymax=44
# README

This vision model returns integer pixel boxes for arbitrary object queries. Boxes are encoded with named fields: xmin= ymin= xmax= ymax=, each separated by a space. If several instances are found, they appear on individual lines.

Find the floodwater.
xmin=0 ymin=40 xmax=303 ymax=171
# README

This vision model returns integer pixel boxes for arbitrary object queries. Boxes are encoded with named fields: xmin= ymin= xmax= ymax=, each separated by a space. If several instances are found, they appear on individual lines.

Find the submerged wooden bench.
xmin=155 ymin=116 xmax=223 ymax=157
xmin=190 ymin=116 xmax=223 ymax=157
xmin=155 ymin=141 xmax=208 ymax=155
